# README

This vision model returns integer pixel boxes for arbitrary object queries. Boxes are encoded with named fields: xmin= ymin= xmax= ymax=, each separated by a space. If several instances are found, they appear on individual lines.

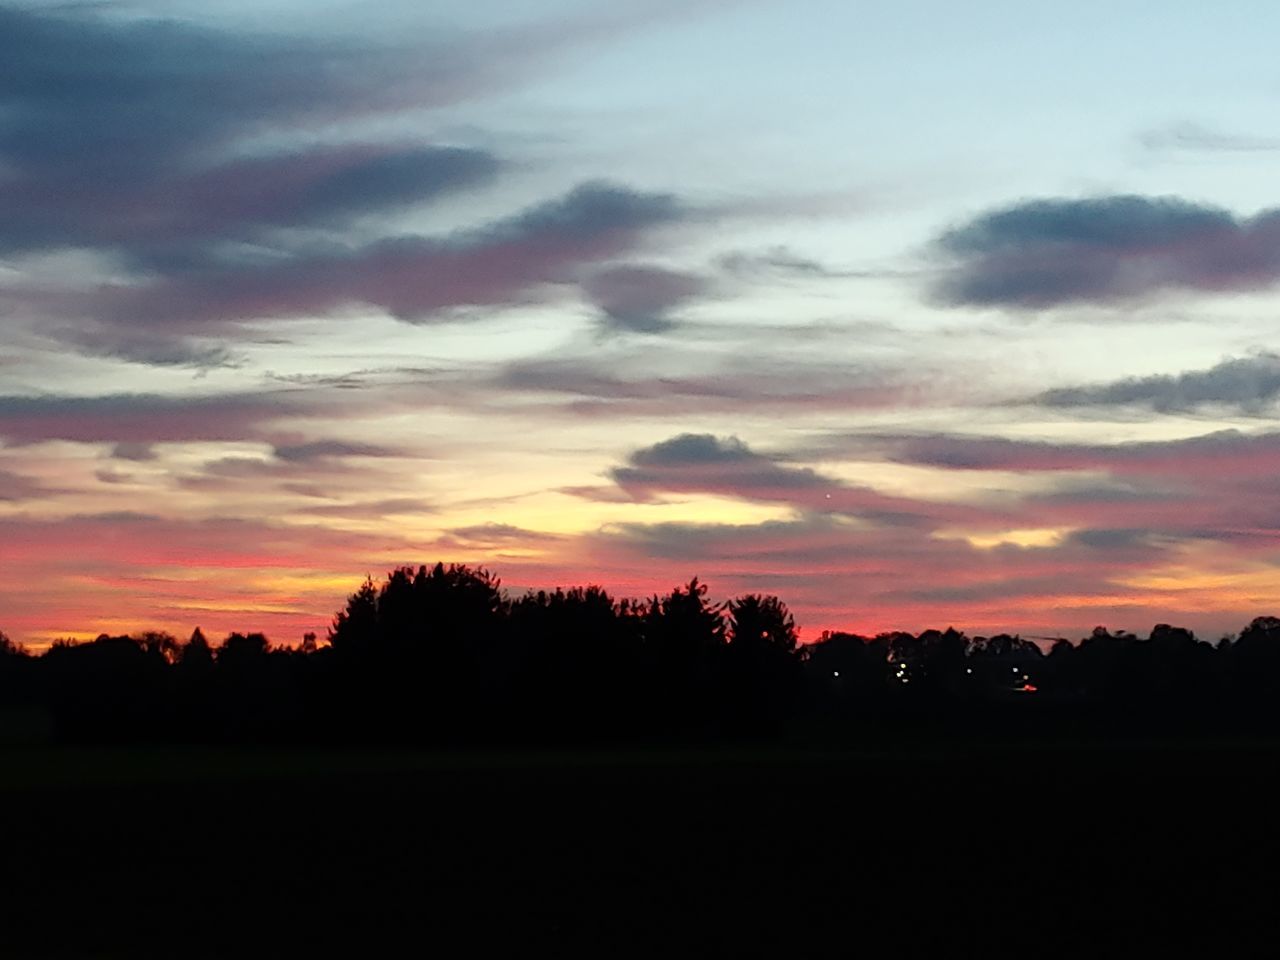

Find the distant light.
xmin=966 ymin=668 xmax=972 ymax=675
xmin=833 ymin=671 xmax=840 ymax=678
xmin=901 ymin=677 xmax=909 ymax=684
xmin=1012 ymin=667 xmax=1019 ymax=673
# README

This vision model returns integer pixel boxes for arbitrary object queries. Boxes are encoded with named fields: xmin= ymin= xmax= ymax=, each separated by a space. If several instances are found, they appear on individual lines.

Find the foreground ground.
xmin=2 ymin=738 xmax=1277 ymax=957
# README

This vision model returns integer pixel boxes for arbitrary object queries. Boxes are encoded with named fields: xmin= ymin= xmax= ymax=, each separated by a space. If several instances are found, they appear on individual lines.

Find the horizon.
xmin=5 ymin=1 xmax=1280 ymax=646
xmin=7 ymin=561 xmax=1274 ymax=653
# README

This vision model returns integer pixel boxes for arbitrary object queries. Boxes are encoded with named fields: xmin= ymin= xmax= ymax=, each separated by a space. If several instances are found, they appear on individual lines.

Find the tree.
xmin=728 ymin=594 xmax=797 ymax=655
xmin=646 ymin=578 xmax=726 ymax=654
xmin=329 ymin=576 xmax=379 ymax=655
xmin=0 ymin=630 xmax=26 ymax=658
xmin=139 ymin=631 xmax=180 ymax=665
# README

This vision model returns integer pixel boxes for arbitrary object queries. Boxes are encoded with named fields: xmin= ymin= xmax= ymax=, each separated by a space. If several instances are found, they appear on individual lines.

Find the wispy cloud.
xmin=0 ymin=391 xmax=300 ymax=444
xmin=1139 ymin=121 xmax=1280 ymax=154
xmin=1035 ymin=354 xmax=1280 ymax=413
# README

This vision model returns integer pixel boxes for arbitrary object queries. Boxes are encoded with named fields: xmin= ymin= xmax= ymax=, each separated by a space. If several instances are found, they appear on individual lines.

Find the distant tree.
xmin=728 ymin=594 xmax=797 ymax=655
xmin=218 ymin=632 xmax=270 ymax=665
xmin=328 ymin=563 xmax=506 ymax=657
xmin=725 ymin=594 xmax=801 ymax=733
xmin=645 ymin=578 xmax=726 ymax=654
xmin=0 ymin=630 xmax=26 ymax=658
xmin=1228 ymin=616 xmax=1280 ymax=708
xmin=139 ymin=631 xmax=180 ymax=665
xmin=329 ymin=576 xmax=379 ymax=655
xmin=639 ymin=579 xmax=728 ymax=731
xmin=180 ymin=627 xmax=213 ymax=668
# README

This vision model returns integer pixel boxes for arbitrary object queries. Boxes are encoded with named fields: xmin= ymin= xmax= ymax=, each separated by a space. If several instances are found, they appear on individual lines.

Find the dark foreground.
xmin=3 ymin=740 xmax=1279 ymax=957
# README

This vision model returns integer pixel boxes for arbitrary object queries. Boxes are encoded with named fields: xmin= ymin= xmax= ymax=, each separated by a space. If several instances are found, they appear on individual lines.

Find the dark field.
xmin=3 ymin=740 xmax=1279 ymax=957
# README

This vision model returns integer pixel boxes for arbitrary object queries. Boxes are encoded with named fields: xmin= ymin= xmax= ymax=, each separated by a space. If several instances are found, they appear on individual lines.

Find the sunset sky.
xmin=5 ymin=0 xmax=1280 ymax=646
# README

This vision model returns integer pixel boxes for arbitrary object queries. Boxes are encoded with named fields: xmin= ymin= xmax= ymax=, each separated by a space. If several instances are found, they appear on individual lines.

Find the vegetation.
xmin=3 ymin=563 xmax=1280 ymax=744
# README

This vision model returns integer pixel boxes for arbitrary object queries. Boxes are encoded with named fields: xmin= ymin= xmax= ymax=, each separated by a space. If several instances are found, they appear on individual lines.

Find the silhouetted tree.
xmin=8 ymin=562 xmax=1280 ymax=745
xmin=0 ymin=630 xmax=24 ymax=658
xmin=180 ymin=627 xmax=213 ymax=668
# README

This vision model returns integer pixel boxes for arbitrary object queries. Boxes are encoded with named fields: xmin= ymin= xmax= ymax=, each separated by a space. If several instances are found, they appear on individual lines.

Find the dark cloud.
xmin=580 ymin=264 xmax=707 ymax=333
xmin=0 ymin=468 xmax=50 ymax=501
xmin=10 ymin=144 xmax=499 ymax=265
xmin=110 ymin=442 xmax=157 ymax=461
xmin=58 ymin=328 xmax=239 ymax=369
xmin=84 ymin=181 xmax=683 ymax=328
xmin=0 ymin=5 xmax=707 ymax=351
xmin=879 ymin=428 xmax=1280 ymax=476
xmin=1036 ymin=354 xmax=1280 ymax=413
xmin=1062 ymin=528 xmax=1159 ymax=550
xmin=604 ymin=432 xmax=993 ymax=528
xmin=613 ymin=433 xmax=828 ymax=495
xmin=932 ymin=195 xmax=1280 ymax=307
xmin=630 ymin=433 xmax=753 ymax=466
xmin=0 ymin=392 xmax=298 ymax=444
xmin=0 ymin=7 xmax=507 ymax=255
xmin=272 ymin=440 xmax=398 ymax=462
xmin=93 ymin=468 xmax=134 ymax=485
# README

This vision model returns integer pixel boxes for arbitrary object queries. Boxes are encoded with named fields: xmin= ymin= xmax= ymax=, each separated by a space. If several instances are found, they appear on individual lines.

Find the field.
xmin=2 ymin=739 xmax=1278 ymax=957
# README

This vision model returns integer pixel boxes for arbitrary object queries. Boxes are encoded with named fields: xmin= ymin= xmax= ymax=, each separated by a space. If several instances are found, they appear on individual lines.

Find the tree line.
xmin=3 ymin=562 xmax=1280 ymax=744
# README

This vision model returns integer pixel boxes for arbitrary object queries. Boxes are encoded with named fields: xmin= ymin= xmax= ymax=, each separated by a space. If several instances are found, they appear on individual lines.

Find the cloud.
xmin=0 ymin=392 xmax=299 ymax=444
xmin=110 ymin=442 xmax=158 ymax=462
xmin=496 ymin=352 xmax=940 ymax=418
xmin=629 ymin=433 xmax=753 ymax=466
xmin=0 ymin=3 xmax=701 ymax=349
xmin=1139 ymin=121 xmax=1280 ymax=154
xmin=0 ymin=467 xmax=51 ymax=501
xmin=56 ymin=328 xmax=239 ymax=369
xmin=84 ymin=181 xmax=684 ymax=329
xmin=716 ymin=245 xmax=865 ymax=280
xmin=587 ymin=512 xmax=1172 ymax=635
xmin=2 ymin=140 xmax=501 ymax=264
xmin=580 ymin=264 xmax=707 ymax=333
xmin=437 ymin=523 xmax=564 ymax=553
xmin=1036 ymin=354 xmax=1280 ymax=413
xmin=604 ymin=432 xmax=993 ymax=528
xmin=0 ymin=6 xmax=511 ymax=255
xmin=272 ymin=440 xmax=399 ymax=462
xmin=93 ymin=468 xmax=134 ymax=486
xmin=878 ymin=428 xmax=1280 ymax=478
xmin=932 ymin=195 xmax=1280 ymax=308
xmin=825 ymin=427 xmax=1280 ymax=551
xmin=612 ymin=433 xmax=829 ymax=497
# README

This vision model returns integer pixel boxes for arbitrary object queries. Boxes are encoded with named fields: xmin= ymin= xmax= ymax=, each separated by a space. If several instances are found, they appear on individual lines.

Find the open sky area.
xmin=4 ymin=0 xmax=1280 ymax=646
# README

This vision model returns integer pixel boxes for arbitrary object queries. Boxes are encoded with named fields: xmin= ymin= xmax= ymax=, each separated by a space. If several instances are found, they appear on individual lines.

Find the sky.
xmin=5 ymin=0 xmax=1280 ymax=647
